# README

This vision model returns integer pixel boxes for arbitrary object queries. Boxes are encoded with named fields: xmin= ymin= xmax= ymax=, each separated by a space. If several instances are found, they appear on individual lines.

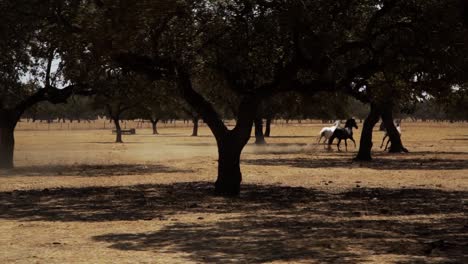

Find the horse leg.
xmin=328 ymin=135 xmax=335 ymax=150
xmin=345 ymin=139 xmax=348 ymax=151
xmin=337 ymin=139 xmax=342 ymax=151
xmin=350 ymin=137 xmax=356 ymax=148
xmin=318 ymin=134 xmax=323 ymax=144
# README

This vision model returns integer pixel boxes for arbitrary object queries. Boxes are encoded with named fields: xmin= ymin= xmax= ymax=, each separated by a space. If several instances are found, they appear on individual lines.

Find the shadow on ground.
xmin=0 ymin=182 xmax=466 ymax=263
xmin=266 ymin=135 xmax=313 ymax=138
xmin=244 ymin=156 xmax=468 ymax=170
xmin=85 ymin=142 xmax=149 ymax=144
xmin=3 ymin=164 xmax=192 ymax=177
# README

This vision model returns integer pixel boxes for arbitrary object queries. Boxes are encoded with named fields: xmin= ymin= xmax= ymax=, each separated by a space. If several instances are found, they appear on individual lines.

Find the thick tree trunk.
xmin=191 ymin=117 xmax=199 ymax=136
xmin=151 ymin=118 xmax=159 ymax=135
xmin=214 ymin=100 xmax=255 ymax=196
xmin=174 ymin=66 xmax=257 ymax=196
xmin=254 ymin=118 xmax=266 ymax=145
xmin=113 ymin=117 xmax=123 ymax=143
xmin=0 ymin=111 xmax=18 ymax=169
xmin=381 ymin=109 xmax=408 ymax=153
xmin=215 ymin=135 xmax=244 ymax=196
xmin=264 ymin=118 xmax=272 ymax=137
xmin=0 ymin=127 xmax=15 ymax=169
xmin=355 ymin=104 xmax=381 ymax=161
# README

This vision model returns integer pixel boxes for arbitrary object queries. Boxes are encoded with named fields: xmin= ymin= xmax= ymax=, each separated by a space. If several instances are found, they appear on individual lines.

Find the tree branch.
xmin=175 ymin=66 xmax=228 ymax=140
xmin=45 ymin=48 xmax=55 ymax=88
xmin=113 ymin=53 xmax=174 ymax=81
xmin=13 ymin=83 xmax=91 ymax=119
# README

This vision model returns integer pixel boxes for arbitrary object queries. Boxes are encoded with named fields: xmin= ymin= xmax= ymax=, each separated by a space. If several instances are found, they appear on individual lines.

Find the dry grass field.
xmin=1 ymin=121 xmax=467 ymax=263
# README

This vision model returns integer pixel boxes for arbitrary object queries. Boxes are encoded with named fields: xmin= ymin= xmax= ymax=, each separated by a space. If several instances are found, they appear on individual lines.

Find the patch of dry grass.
xmin=0 ymin=121 xmax=467 ymax=263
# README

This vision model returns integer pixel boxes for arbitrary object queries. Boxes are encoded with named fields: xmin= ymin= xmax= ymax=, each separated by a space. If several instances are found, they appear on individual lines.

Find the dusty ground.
xmin=0 ymin=121 xmax=467 ymax=263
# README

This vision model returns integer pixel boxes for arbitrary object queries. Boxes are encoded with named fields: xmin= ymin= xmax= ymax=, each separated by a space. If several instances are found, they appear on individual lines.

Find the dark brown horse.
xmin=328 ymin=118 xmax=358 ymax=151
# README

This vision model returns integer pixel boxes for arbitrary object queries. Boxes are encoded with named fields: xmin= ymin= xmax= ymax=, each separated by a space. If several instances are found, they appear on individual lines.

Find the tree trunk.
xmin=113 ymin=117 xmax=123 ymax=143
xmin=213 ymin=97 xmax=256 ymax=195
xmin=191 ymin=117 xmax=199 ymax=136
xmin=151 ymin=118 xmax=159 ymax=135
xmin=355 ymin=104 xmax=381 ymax=161
xmin=379 ymin=121 xmax=386 ymax=131
xmin=173 ymin=66 xmax=258 ymax=196
xmin=0 ymin=127 xmax=15 ymax=169
xmin=0 ymin=111 xmax=18 ymax=169
xmin=215 ymin=134 xmax=244 ymax=196
xmin=254 ymin=118 xmax=266 ymax=145
xmin=381 ymin=108 xmax=408 ymax=153
xmin=264 ymin=118 xmax=272 ymax=137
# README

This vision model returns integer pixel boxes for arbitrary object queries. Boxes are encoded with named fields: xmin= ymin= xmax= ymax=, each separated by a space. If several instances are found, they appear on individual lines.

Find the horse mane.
xmin=344 ymin=119 xmax=354 ymax=128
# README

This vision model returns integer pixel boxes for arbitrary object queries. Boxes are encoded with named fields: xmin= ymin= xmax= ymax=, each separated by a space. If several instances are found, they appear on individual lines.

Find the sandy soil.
xmin=0 ymin=121 xmax=467 ymax=263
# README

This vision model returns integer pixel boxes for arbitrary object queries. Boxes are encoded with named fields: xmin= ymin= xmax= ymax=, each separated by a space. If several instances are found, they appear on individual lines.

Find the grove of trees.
xmin=1 ymin=0 xmax=467 ymax=195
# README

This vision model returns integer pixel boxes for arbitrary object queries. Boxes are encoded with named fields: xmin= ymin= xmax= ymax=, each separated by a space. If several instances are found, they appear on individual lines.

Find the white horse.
xmin=380 ymin=121 xmax=402 ymax=151
xmin=318 ymin=120 xmax=341 ymax=144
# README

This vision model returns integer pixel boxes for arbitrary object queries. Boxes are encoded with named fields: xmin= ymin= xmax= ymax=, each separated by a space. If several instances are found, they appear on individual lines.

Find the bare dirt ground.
xmin=1 ymin=121 xmax=467 ymax=263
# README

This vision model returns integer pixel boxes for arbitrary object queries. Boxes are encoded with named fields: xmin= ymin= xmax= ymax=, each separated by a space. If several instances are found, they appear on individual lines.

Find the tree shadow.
xmin=246 ymin=143 xmax=356 ymax=155
xmin=137 ymin=134 xmax=212 ymax=138
xmin=86 ymin=142 xmax=148 ymax=144
xmin=0 ymin=182 xmax=466 ymax=263
xmin=171 ymin=142 xmax=314 ymax=149
xmin=158 ymin=135 xmax=214 ymax=138
xmin=243 ymin=157 xmax=468 ymax=170
xmin=407 ymin=151 xmax=468 ymax=156
xmin=169 ymin=142 xmax=217 ymax=147
xmin=267 ymin=135 xmax=313 ymax=138
xmin=252 ymin=143 xmax=310 ymax=147
xmin=3 ymin=164 xmax=193 ymax=177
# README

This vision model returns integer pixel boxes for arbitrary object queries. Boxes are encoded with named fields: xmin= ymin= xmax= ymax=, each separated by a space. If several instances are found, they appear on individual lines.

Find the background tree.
xmin=133 ymin=81 xmax=183 ymax=135
xmin=93 ymin=70 xmax=150 ymax=143
xmin=334 ymin=0 xmax=468 ymax=160
xmin=0 ymin=1 xmax=93 ymax=169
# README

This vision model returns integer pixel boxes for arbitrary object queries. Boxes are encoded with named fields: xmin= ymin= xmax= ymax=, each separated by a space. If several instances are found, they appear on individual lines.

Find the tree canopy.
xmin=1 ymin=0 xmax=467 ymax=193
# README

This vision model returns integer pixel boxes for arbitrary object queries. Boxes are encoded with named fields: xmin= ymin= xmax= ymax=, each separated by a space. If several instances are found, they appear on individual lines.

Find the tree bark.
xmin=254 ymin=118 xmax=266 ymax=145
xmin=151 ymin=118 xmax=159 ymax=135
xmin=381 ymin=108 xmax=408 ymax=153
xmin=0 ymin=126 xmax=15 ymax=169
xmin=178 ymin=68 xmax=259 ymax=195
xmin=191 ymin=117 xmax=199 ymax=136
xmin=213 ymin=97 xmax=257 ymax=195
xmin=0 ymin=110 xmax=18 ymax=169
xmin=112 ymin=117 xmax=123 ymax=143
xmin=215 ymin=133 xmax=244 ymax=196
xmin=355 ymin=104 xmax=381 ymax=161
xmin=264 ymin=118 xmax=272 ymax=137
